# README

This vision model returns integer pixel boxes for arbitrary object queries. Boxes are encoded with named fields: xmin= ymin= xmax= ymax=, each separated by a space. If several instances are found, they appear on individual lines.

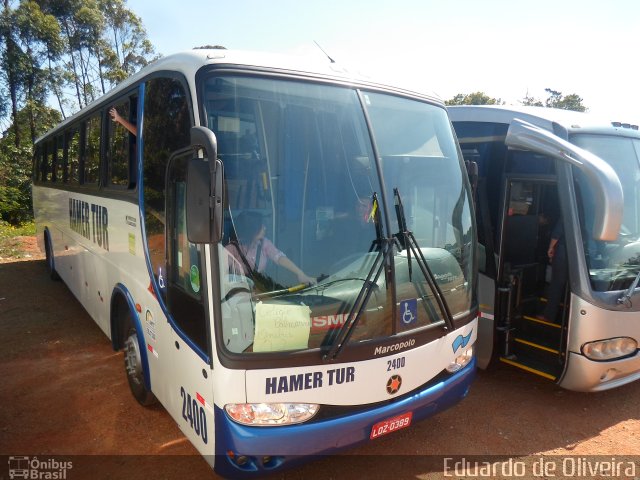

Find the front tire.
xmin=123 ymin=324 xmax=157 ymax=406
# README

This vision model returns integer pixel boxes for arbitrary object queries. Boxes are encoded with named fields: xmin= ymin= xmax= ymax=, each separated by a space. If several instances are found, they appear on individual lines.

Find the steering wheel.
xmin=223 ymin=286 xmax=252 ymax=302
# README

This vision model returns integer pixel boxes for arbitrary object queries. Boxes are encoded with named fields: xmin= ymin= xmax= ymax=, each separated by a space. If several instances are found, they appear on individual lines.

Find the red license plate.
xmin=370 ymin=411 xmax=413 ymax=439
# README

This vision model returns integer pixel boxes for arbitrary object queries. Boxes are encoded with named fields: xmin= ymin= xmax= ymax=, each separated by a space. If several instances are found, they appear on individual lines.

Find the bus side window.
xmin=46 ymin=140 xmax=55 ymax=182
xmin=83 ymin=114 xmax=101 ymax=185
xmin=142 ymin=76 xmax=191 ymax=297
xmin=166 ymin=154 xmax=207 ymax=352
xmin=33 ymin=145 xmax=42 ymax=182
xmin=107 ymin=97 xmax=136 ymax=189
xmin=55 ymin=135 xmax=65 ymax=183
xmin=67 ymin=128 xmax=81 ymax=185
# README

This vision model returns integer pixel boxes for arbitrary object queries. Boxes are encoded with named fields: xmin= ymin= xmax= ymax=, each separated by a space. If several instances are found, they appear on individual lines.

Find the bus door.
xmin=496 ymin=176 xmax=567 ymax=381
xmin=162 ymin=152 xmax=214 ymax=456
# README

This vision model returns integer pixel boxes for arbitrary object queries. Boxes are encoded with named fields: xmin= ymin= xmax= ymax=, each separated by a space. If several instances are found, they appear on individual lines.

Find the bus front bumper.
xmin=212 ymin=358 xmax=475 ymax=478
xmin=558 ymin=350 xmax=640 ymax=392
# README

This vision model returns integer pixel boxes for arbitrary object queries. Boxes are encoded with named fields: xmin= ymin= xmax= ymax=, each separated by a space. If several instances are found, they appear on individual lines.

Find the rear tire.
xmin=44 ymin=234 xmax=60 ymax=281
xmin=123 ymin=319 xmax=157 ymax=406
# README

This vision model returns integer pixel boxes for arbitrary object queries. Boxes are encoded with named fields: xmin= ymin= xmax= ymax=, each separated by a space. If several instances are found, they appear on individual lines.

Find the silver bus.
xmin=450 ymin=105 xmax=639 ymax=391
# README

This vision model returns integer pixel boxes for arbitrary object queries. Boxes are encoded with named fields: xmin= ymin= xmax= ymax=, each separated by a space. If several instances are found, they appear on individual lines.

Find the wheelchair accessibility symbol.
xmin=399 ymin=299 xmax=418 ymax=327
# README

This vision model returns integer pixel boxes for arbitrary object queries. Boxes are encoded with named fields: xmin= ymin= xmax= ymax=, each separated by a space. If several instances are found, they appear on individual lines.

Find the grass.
xmin=0 ymin=220 xmax=36 ymax=259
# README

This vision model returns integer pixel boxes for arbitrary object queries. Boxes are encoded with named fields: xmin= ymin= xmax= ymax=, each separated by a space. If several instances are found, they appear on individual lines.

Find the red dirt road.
xmin=0 ymin=248 xmax=639 ymax=479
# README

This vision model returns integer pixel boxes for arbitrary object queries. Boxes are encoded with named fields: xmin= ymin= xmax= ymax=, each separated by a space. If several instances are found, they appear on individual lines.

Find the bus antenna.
xmin=314 ymin=41 xmax=336 ymax=64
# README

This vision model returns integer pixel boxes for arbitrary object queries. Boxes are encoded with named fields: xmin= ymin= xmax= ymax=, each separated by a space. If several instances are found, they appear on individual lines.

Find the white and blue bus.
xmin=449 ymin=105 xmax=640 ymax=391
xmin=32 ymin=49 xmax=477 ymax=477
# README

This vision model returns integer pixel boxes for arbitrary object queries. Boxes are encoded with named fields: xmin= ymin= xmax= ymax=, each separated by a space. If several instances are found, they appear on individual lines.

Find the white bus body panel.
xmin=33 ymin=185 xmax=217 ymax=457
xmin=245 ymin=320 xmax=477 ymax=404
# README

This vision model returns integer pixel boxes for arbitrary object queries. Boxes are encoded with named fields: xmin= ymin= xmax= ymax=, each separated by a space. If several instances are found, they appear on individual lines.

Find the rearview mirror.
xmin=506 ymin=119 xmax=623 ymax=241
xmin=186 ymin=127 xmax=224 ymax=243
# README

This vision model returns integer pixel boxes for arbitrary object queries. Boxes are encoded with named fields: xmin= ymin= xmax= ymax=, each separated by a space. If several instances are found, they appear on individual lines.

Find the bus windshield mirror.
xmin=393 ymin=188 xmax=455 ymax=331
xmin=618 ymin=269 xmax=640 ymax=308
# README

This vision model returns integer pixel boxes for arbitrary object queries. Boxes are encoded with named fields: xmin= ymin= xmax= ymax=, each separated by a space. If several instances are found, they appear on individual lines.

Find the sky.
xmin=127 ymin=0 xmax=640 ymax=124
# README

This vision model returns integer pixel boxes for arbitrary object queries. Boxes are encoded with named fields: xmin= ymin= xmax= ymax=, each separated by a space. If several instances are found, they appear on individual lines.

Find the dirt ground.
xmin=0 ymin=237 xmax=639 ymax=479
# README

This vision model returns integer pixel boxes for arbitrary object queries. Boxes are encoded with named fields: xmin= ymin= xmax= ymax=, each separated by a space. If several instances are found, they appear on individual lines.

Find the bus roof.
xmin=447 ymin=104 xmax=640 ymax=139
xmin=37 ymin=49 xmax=441 ymax=143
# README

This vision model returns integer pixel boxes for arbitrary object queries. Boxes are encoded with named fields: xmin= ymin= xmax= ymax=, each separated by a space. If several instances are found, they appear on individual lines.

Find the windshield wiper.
xmin=618 ymin=269 xmax=640 ymax=308
xmin=324 ymin=193 xmax=393 ymax=361
xmin=393 ymin=188 xmax=455 ymax=331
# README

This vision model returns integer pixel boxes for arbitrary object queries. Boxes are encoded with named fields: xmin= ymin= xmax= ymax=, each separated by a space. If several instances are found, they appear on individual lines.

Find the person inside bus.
xmin=542 ymin=218 xmax=568 ymax=323
xmin=226 ymin=211 xmax=316 ymax=286
xmin=109 ymin=107 xmax=137 ymax=136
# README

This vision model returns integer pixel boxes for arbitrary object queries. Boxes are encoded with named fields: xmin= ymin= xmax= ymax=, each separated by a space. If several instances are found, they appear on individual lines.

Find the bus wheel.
xmin=123 ymin=325 xmax=157 ymax=406
xmin=44 ymin=234 xmax=60 ymax=281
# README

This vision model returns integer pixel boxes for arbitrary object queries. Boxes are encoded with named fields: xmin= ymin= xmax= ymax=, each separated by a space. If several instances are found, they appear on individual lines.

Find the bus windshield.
xmin=201 ymin=75 xmax=475 ymax=355
xmin=571 ymin=134 xmax=640 ymax=292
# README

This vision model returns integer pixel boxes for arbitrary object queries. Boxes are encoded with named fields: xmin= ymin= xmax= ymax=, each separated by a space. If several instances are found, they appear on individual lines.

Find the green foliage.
xmin=520 ymin=88 xmax=587 ymax=112
xmin=0 ymin=0 xmax=156 ymax=226
xmin=0 ymin=103 xmax=61 ymax=225
xmin=0 ymin=220 xmax=36 ymax=259
xmin=445 ymin=92 xmax=503 ymax=106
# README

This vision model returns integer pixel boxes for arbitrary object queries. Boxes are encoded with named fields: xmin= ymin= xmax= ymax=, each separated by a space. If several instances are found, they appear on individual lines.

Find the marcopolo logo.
xmin=374 ymin=339 xmax=416 ymax=356
xmin=8 ymin=456 xmax=72 ymax=479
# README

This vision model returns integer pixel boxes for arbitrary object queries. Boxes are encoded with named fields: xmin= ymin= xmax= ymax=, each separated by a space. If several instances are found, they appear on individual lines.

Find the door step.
xmin=522 ymin=314 xmax=561 ymax=329
xmin=514 ymin=337 xmax=559 ymax=355
xmin=499 ymin=354 xmax=558 ymax=381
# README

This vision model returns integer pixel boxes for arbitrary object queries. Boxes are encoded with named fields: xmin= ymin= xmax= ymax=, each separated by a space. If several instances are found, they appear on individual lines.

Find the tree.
xmin=520 ymin=88 xmax=587 ymax=112
xmin=0 ymin=0 xmax=157 ymax=224
xmin=445 ymin=91 xmax=503 ymax=106
xmin=0 ymin=103 xmax=60 ymax=224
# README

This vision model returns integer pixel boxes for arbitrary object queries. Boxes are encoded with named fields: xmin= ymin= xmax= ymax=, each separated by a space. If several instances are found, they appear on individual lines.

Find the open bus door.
xmin=495 ymin=176 xmax=567 ymax=380
xmin=489 ymin=119 xmax=624 ymax=381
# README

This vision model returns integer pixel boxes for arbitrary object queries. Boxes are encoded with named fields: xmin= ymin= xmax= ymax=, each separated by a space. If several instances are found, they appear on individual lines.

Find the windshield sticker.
xmin=190 ymin=265 xmax=200 ymax=293
xmin=399 ymin=299 xmax=417 ymax=328
xmin=253 ymin=302 xmax=311 ymax=352
xmin=265 ymin=366 xmax=356 ymax=394
xmin=452 ymin=330 xmax=473 ymax=353
xmin=310 ymin=313 xmax=350 ymax=333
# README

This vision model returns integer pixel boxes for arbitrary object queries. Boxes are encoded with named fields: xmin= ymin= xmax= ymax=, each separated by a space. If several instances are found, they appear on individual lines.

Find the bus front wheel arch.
xmin=111 ymin=292 xmax=157 ymax=407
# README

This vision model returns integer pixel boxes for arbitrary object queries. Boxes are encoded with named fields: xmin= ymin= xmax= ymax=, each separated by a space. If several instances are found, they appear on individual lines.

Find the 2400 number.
xmin=180 ymin=386 xmax=208 ymax=444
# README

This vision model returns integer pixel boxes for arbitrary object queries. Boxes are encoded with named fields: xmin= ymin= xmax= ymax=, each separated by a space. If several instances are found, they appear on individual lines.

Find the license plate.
xmin=370 ymin=411 xmax=413 ymax=439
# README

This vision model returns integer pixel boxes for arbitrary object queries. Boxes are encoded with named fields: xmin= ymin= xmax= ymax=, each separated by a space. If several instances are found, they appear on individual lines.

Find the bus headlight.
xmin=446 ymin=345 xmax=474 ymax=373
xmin=225 ymin=403 xmax=320 ymax=426
xmin=582 ymin=337 xmax=638 ymax=361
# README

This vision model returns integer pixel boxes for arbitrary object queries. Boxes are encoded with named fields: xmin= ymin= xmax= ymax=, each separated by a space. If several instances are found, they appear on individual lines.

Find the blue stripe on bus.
xmin=136 ymin=82 xmax=211 ymax=364
xmin=212 ymin=358 xmax=476 ymax=478
xmin=113 ymin=283 xmax=151 ymax=391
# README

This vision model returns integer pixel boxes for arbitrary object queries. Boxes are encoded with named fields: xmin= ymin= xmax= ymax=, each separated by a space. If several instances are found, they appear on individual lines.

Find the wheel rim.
xmin=124 ymin=333 xmax=143 ymax=387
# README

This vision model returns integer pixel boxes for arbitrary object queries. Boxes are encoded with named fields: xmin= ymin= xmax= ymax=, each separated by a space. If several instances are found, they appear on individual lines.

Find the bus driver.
xmin=226 ymin=211 xmax=316 ymax=286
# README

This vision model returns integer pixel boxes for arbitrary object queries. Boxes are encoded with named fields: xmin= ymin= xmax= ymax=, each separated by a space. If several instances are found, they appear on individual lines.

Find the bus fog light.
xmin=582 ymin=337 xmax=638 ymax=361
xmin=225 ymin=403 xmax=319 ymax=426
xmin=446 ymin=346 xmax=474 ymax=373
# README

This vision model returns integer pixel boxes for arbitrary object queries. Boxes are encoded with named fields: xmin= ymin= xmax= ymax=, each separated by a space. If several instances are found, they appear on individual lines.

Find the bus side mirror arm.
xmin=505 ymin=119 xmax=623 ymax=241
xmin=186 ymin=126 xmax=224 ymax=244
